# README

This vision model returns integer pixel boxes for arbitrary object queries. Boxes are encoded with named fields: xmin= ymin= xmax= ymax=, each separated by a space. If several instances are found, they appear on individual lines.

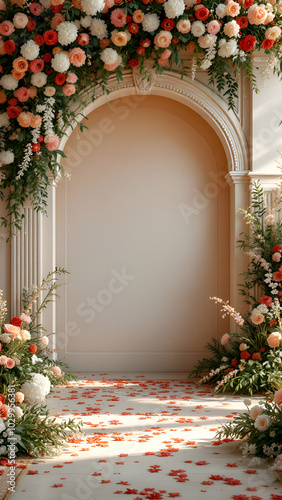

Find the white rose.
xmin=15 ymin=407 xmax=23 ymax=419
xmin=91 ymin=18 xmax=108 ymax=39
xmin=191 ymin=21 xmax=205 ymax=37
xmin=44 ymin=86 xmax=56 ymax=97
xmin=31 ymin=72 xmax=47 ymax=88
xmin=215 ymin=3 xmax=227 ymax=17
xmin=0 ymin=75 xmax=19 ymax=91
xmin=0 ymin=334 xmax=11 ymax=343
xmin=0 ymin=446 xmax=7 ymax=455
xmin=19 ymin=329 xmax=31 ymax=341
xmin=164 ymin=0 xmax=185 ymax=19
xmin=57 ymin=21 xmax=78 ymax=46
xmin=142 ymin=13 xmax=160 ymax=32
xmin=40 ymin=336 xmax=49 ymax=346
xmin=51 ymin=52 xmax=70 ymax=73
xmin=0 ymin=150 xmax=14 ymax=165
xmin=81 ymin=0 xmax=105 ymax=15
xmin=198 ymin=34 xmax=216 ymax=48
xmin=265 ymin=26 xmax=281 ymax=39
xmin=100 ymin=47 xmax=119 ymax=65
xmin=224 ymin=20 xmax=240 ymax=37
xmin=176 ymin=19 xmax=191 ymax=33
xmin=21 ymin=40 xmax=40 ymax=61
xmin=0 ymin=112 xmax=10 ymax=128
xmin=200 ymin=59 xmax=212 ymax=70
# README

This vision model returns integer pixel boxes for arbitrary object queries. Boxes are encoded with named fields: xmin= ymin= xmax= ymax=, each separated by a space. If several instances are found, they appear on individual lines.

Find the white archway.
xmin=11 ymin=69 xmax=250 ymax=356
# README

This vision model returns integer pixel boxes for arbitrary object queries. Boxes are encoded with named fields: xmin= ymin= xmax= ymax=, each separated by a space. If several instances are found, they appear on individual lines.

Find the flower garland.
xmin=191 ymin=181 xmax=282 ymax=395
xmin=0 ymin=0 xmax=282 ymax=232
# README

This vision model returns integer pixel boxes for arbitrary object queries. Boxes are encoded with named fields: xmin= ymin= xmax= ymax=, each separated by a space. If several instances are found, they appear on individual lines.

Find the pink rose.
xmin=274 ymin=388 xmax=282 ymax=406
xmin=110 ymin=8 xmax=127 ymax=27
xmin=0 ymin=21 xmax=14 ymax=36
xmin=15 ymin=87 xmax=29 ymax=102
xmin=221 ymin=333 xmax=230 ymax=345
xmin=5 ymin=358 xmax=15 ymax=369
xmin=20 ymin=312 xmax=31 ymax=324
xmin=29 ymin=2 xmax=44 ymax=15
xmin=15 ymin=391 xmax=24 ymax=403
xmin=69 ymin=47 xmax=86 ymax=67
xmin=51 ymin=13 xmax=65 ymax=29
xmin=207 ymin=20 xmax=221 ymax=35
xmin=62 ymin=83 xmax=75 ymax=96
xmin=0 ymin=355 xmax=7 ymax=365
xmin=154 ymin=30 xmax=172 ymax=48
xmin=51 ymin=365 xmax=62 ymax=377
xmin=3 ymin=324 xmax=20 ymax=338
xmin=0 ymin=1 xmax=6 ymax=10
xmin=45 ymin=134 xmax=59 ymax=151
xmin=226 ymin=0 xmax=240 ymax=17
xmin=30 ymin=114 xmax=42 ymax=128
xmin=103 ymin=0 xmax=115 ymax=13
xmin=267 ymin=332 xmax=281 ymax=348
xmin=66 ymin=72 xmax=77 ymax=83
xmin=29 ymin=59 xmax=44 ymax=73
xmin=17 ymin=112 xmax=31 ymax=128
xmin=251 ymin=313 xmax=264 ymax=325
xmin=160 ymin=49 xmax=171 ymax=60
xmin=248 ymin=4 xmax=267 ymax=25
xmin=14 ymin=358 xmax=20 ymax=366
xmin=272 ymin=252 xmax=281 ymax=262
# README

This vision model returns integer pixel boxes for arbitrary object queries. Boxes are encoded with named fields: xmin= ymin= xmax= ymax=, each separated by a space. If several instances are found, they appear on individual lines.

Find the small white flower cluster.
xmin=246 ymin=251 xmax=271 ymax=272
xmin=263 ymin=443 xmax=282 ymax=459
xmin=200 ymin=42 xmax=217 ymax=70
xmin=215 ymin=368 xmax=239 ymax=390
xmin=241 ymin=442 xmax=257 ymax=457
xmin=16 ymin=143 xmax=33 ymax=180
xmin=264 ymin=271 xmax=279 ymax=295
xmin=39 ymin=97 xmax=55 ymax=136
xmin=0 ymin=290 xmax=7 ymax=326
xmin=199 ymin=364 xmax=228 ymax=384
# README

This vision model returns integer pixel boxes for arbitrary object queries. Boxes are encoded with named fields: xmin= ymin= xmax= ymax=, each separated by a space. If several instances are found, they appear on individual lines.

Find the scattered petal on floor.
xmin=10 ymin=373 xmax=282 ymax=500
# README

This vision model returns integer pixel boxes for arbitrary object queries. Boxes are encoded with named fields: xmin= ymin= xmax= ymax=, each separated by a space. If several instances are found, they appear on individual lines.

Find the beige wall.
xmin=55 ymin=94 xmax=230 ymax=371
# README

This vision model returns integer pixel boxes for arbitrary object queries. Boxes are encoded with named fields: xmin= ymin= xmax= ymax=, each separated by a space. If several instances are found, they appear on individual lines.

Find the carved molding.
xmin=132 ymin=60 xmax=157 ymax=95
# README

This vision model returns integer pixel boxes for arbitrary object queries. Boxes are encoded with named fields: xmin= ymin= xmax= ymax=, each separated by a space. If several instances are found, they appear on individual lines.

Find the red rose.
xmin=51 ymin=4 xmax=63 ymax=12
xmin=43 ymin=30 xmax=58 ymax=46
xmin=244 ymin=0 xmax=254 ymax=7
xmin=32 ymin=143 xmax=41 ymax=152
xmin=55 ymin=73 xmax=66 ymax=85
xmin=140 ymin=39 xmax=151 ymax=48
xmin=43 ymin=53 xmax=52 ymax=62
xmin=10 ymin=317 xmax=22 ymax=327
xmin=38 ymin=135 xmax=44 ymax=143
xmin=279 ymin=291 xmax=282 ymax=296
xmin=259 ymin=295 xmax=272 ymax=307
xmin=273 ymin=270 xmax=282 ymax=282
xmin=172 ymin=37 xmax=180 ymax=44
xmin=8 ymin=97 xmax=18 ymax=106
xmin=29 ymin=59 xmax=44 ymax=73
xmin=137 ymin=46 xmax=146 ymax=55
xmin=161 ymin=18 xmax=175 ymax=30
xmin=126 ymin=15 xmax=132 ymax=23
xmin=260 ymin=347 xmax=266 ymax=352
xmin=195 ymin=6 xmax=209 ymax=21
xmin=26 ymin=20 xmax=37 ymax=31
xmin=231 ymin=359 xmax=238 ymax=367
xmin=239 ymin=34 xmax=256 ymax=52
xmin=273 ymin=245 xmax=282 ymax=253
xmin=34 ymin=34 xmax=44 ymax=46
xmin=46 ymin=68 xmax=53 ymax=74
xmin=240 ymin=351 xmax=250 ymax=360
xmin=4 ymin=40 xmax=16 ymax=55
xmin=7 ymin=106 xmax=22 ymax=118
xmin=252 ymin=352 xmax=262 ymax=361
xmin=29 ymin=344 xmax=37 ymax=353
xmin=0 ymin=394 xmax=5 ymax=405
xmin=128 ymin=58 xmax=139 ymax=67
xmin=114 ymin=0 xmax=123 ymax=4
xmin=142 ymin=0 xmax=149 ymax=5
xmin=236 ymin=16 xmax=248 ymax=29
xmin=0 ymin=66 xmax=3 ymax=72
xmin=262 ymin=39 xmax=274 ymax=50
xmin=270 ymin=319 xmax=277 ymax=327
xmin=128 ymin=22 xmax=139 ymax=34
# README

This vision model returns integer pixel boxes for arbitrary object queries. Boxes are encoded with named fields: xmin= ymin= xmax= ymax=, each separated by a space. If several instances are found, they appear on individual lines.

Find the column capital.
xmin=225 ymin=170 xmax=250 ymax=186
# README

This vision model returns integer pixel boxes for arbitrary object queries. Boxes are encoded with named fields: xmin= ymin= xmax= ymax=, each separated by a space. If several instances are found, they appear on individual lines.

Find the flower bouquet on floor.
xmin=216 ymin=388 xmax=282 ymax=480
xmin=191 ymin=182 xmax=282 ymax=395
xmin=0 ymin=268 xmax=83 ymax=458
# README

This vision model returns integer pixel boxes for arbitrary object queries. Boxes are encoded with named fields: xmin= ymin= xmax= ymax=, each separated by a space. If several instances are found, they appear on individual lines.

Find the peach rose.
xmin=265 ymin=26 xmax=281 ymax=40
xmin=176 ymin=19 xmax=191 ymax=33
xmin=251 ymin=312 xmax=264 ymax=325
xmin=62 ymin=83 xmax=76 ymax=96
xmin=0 ymin=21 xmax=14 ymax=37
xmin=39 ymin=336 xmax=49 ymax=346
xmin=17 ymin=112 xmax=31 ymax=128
xmin=0 ymin=90 xmax=6 ymax=103
xmin=50 ymin=366 xmax=62 ymax=377
xmin=102 ymin=0 xmax=115 ymax=13
xmin=51 ymin=13 xmax=65 ymax=29
xmin=20 ymin=312 xmax=31 ymax=324
xmin=250 ymin=404 xmax=262 ymax=420
xmin=239 ymin=343 xmax=248 ymax=351
xmin=45 ymin=134 xmax=59 ymax=151
xmin=267 ymin=331 xmax=281 ymax=348
xmin=154 ymin=30 xmax=172 ymax=48
xmin=15 ymin=391 xmax=24 ymax=403
xmin=226 ymin=0 xmax=240 ymax=16
xmin=221 ymin=333 xmax=230 ymax=345
xmin=11 ymin=70 xmax=25 ymax=80
xmin=13 ymin=12 xmax=29 ymax=29
xmin=186 ymin=41 xmax=195 ymax=51
xmin=30 ymin=114 xmax=42 ymax=128
xmin=3 ymin=324 xmax=20 ymax=339
xmin=0 ymin=355 xmax=7 ymax=365
xmin=13 ymin=57 xmax=29 ymax=72
xmin=104 ymin=55 xmax=122 ymax=71
xmin=66 ymin=72 xmax=77 ymax=83
xmin=53 ymin=46 xmax=62 ymax=55
xmin=248 ymin=4 xmax=267 ymax=25
xmin=78 ymin=33 xmax=90 ymax=46
xmin=274 ymin=388 xmax=282 ymax=406
xmin=111 ymin=31 xmax=128 ymax=46
xmin=224 ymin=20 xmax=240 ymax=37
xmin=28 ymin=86 xmax=37 ymax=99
xmin=69 ymin=47 xmax=86 ymax=67
xmin=0 ymin=1 xmax=6 ymax=10
xmin=5 ymin=358 xmax=15 ymax=369
xmin=0 ymin=404 xmax=9 ymax=419
xmin=133 ymin=9 xmax=144 ymax=23
xmin=272 ymin=252 xmax=281 ymax=262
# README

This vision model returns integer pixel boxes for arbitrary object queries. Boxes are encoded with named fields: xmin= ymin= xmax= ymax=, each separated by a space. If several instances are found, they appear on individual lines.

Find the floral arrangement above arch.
xmin=0 ymin=0 xmax=282 ymax=232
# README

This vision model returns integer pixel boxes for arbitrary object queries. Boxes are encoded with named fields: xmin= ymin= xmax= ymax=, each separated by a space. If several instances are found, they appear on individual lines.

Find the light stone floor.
xmin=11 ymin=372 xmax=282 ymax=500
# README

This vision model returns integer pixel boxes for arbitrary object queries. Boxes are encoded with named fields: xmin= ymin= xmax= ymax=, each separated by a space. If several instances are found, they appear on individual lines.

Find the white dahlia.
xmin=81 ymin=0 xmax=105 ymax=15
xmin=100 ymin=47 xmax=119 ymax=65
xmin=21 ymin=373 xmax=51 ymax=405
xmin=0 ymin=112 xmax=10 ymax=128
xmin=31 ymin=72 xmax=48 ymax=88
xmin=57 ymin=21 xmax=78 ymax=46
xmin=218 ymin=38 xmax=238 ymax=57
xmin=164 ymin=0 xmax=185 ymax=19
xmin=0 ymin=75 xmax=19 ymax=91
xmin=51 ymin=52 xmax=70 ymax=73
xmin=20 ymin=40 xmax=40 ymax=61
xmin=0 ymin=150 xmax=14 ymax=165
xmin=80 ymin=15 xmax=92 ymax=28
xmin=142 ymin=13 xmax=160 ymax=32
xmin=191 ymin=20 xmax=205 ymax=37
xmin=91 ymin=18 xmax=108 ymax=39
xmin=198 ymin=33 xmax=216 ymax=48
xmin=215 ymin=3 xmax=227 ymax=17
